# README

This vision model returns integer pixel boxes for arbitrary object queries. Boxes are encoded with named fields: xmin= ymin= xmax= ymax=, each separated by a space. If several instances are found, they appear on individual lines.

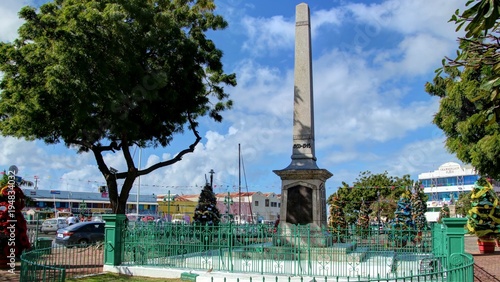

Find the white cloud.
xmin=230 ymin=59 xmax=292 ymax=117
xmin=240 ymin=6 xmax=343 ymax=56
xmin=387 ymin=134 xmax=461 ymax=177
xmin=311 ymin=8 xmax=344 ymax=33
xmin=376 ymin=33 xmax=454 ymax=77
xmin=0 ymin=0 xmax=467 ymax=197
xmin=241 ymin=15 xmax=295 ymax=55
xmin=310 ymin=48 xmax=438 ymax=148
xmin=346 ymin=0 xmax=462 ymax=40
xmin=0 ymin=0 xmax=32 ymax=42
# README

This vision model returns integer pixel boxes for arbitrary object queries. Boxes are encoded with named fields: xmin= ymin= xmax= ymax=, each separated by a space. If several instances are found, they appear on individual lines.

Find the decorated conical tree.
xmin=394 ymin=189 xmax=414 ymax=228
xmin=193 ymin=183 xmax=221 ymax=226
xmin=328 ymin=196 xmax=348 ymax=242
xmin=437 ymin=204 xmax=450 ymax=224
xmin=411 ymin=183 xmax=428 ymax=231
xmin=356 ymin=198 xmax=370 ymax=237
xmin=389 ymin=189 xmax=414 ymax=247
xmin=466 ymin=178 xmax=500 ymax=240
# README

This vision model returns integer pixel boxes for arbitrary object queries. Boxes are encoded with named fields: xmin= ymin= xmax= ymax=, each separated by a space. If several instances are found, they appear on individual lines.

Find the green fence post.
xmin=103 ymin=214 xmax=126 ymax=266
xmin=442 ymin=218 xmax=468 ymax=281
xmin=442 ymin=218 xmax=467 ymax=256
xmin=431 ymin=222 xmax=446 ymax=257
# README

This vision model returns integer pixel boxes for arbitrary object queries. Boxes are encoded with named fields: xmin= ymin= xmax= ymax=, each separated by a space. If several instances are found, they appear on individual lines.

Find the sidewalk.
xmin=0 ymin=262 xmax=20 ymax=282
xmin=464 ymin=235 xmax=500 ymax=282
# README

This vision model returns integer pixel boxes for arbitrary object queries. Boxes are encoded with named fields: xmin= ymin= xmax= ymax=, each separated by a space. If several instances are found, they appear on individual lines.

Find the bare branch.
xmin=138 ymin=114 xmax=201 ymax=176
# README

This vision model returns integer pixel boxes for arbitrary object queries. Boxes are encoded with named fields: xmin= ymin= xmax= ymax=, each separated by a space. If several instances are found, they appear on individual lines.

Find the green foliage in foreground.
xmin=428 ymin=0 xmax=500 ymax=179
xmin=0 ymin=0 xmax=236 ymax=214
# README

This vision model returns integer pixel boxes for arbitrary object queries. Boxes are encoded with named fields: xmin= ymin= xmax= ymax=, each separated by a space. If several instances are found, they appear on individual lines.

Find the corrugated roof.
xmin=22 ymin=188 xmax=157 ymax=203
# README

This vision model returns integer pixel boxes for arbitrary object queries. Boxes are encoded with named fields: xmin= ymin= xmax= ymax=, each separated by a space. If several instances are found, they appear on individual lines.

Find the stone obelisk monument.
xmin=273 ymin=3 xmax=332 ymax=232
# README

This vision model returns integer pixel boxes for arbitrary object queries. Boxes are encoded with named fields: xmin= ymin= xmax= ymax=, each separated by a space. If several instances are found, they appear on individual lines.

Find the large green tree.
xmin=328 ymin=171 xmax=413 ymax=224
xmin=0 ymin=0 xmax=236 ymax=214
xmin=426 ymin=64 xmax=500 ymax=179
xmin=426 ymin=1 xmax=500 ymax=178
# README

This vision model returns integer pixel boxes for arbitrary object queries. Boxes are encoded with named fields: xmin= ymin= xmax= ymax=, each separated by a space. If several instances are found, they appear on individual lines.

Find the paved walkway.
xmin=464 ymin=235 xmax=500 ymax=282
xmin=0 ymin=262 xmax=20 ymax=282
xmin=1 ymin=237 xmax=498 ymax=282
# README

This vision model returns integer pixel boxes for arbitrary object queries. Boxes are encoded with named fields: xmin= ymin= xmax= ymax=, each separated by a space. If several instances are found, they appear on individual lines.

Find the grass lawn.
xmin=67 ymin=273 xmax=184 ymax=281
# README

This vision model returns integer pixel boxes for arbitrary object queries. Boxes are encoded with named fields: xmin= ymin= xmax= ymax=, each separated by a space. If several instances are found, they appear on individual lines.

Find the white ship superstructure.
xmin=418 ymin=162 xmax=479 ymax=222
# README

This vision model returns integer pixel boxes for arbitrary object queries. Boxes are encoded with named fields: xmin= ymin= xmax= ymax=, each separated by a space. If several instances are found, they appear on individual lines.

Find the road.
xmin=27 ymin=225 xmax=58 ymax=247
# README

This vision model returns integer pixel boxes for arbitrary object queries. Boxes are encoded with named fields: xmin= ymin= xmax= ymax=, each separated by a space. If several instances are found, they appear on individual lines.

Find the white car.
xmin=40 ymin=218 xmax=68 ymax=234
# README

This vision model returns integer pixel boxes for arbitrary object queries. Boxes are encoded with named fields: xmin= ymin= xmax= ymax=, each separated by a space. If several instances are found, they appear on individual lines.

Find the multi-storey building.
xmin=21 ymin=188 xmax=158 ymax=223
xmin=418 ymin=162 xmax=481 ymax=222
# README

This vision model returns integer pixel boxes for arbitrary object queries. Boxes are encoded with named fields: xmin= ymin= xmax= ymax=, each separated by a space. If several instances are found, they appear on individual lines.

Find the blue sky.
xmin=0 ymin=0 xmax=466 ymax=197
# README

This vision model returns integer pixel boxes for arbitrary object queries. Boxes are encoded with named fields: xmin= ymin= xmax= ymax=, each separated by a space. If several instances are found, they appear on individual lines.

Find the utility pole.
xmin=209 ymin=169 xmax=214 ymax=189
xmin=34 ymin=175 xmax=39 ymax=190
xmin=238 ymin=144 xmax=241 ymax=224
xmin=377 ymin=190 xmax=381 ymax=232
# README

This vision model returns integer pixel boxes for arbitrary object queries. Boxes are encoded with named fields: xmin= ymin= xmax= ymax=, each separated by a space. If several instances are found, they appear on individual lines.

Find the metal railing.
xmin=118 ymin=223 xmax=473 ymax=280
xmin=20 ymin=242 xmax=104 ymax=281
xmin=20 ymin=221 xmax=473 ymax=281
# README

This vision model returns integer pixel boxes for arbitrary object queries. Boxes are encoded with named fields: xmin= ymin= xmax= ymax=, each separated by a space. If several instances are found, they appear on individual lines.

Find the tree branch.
xmin=138 ymin=114 xmax=201 ymax=176
xmin=91 ymin=145 xmax=111 ymax=178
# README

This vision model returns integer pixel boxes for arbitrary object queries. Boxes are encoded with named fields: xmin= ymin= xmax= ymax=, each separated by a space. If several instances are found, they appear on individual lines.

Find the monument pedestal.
xmin=274 ymin=222 xmax=333 ymax=248
xmin=273 ymin=169 xmax=332 ymax=248
xmin=273 ymin=169 xmax=332 ymax=227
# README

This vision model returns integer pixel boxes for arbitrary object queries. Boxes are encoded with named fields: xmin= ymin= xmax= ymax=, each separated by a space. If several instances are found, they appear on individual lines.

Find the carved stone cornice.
xmin=273 ymin=169 xmax=332 ymax=181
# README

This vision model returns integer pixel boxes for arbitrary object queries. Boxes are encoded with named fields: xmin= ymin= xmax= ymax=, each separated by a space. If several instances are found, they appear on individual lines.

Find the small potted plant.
xmin=466 ymin=178 xmax=500 ymax=254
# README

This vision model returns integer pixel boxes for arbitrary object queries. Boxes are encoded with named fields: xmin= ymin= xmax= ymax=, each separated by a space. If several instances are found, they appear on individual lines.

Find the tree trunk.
xmin=107 ymin=172 xmax=136 ymax=214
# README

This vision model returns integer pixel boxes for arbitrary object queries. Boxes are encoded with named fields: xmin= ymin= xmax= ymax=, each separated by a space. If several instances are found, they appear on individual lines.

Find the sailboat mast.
xmin=238 ymin=143 xmax=241 ymax=223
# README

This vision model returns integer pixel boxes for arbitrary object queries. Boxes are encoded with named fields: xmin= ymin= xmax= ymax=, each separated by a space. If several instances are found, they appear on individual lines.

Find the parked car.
xmin=55 ymin=221 xmax=105 ymax=247
xmin=40 ymin=217 xmax=68 ymax=234
xmin=91 ymin=212 xmax=105 ymax=222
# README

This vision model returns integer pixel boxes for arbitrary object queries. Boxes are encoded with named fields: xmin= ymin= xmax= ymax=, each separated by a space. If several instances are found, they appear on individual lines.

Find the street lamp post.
xmin=137 ymin=148 xmax=142 ymax=214
xmin=209 ymin=169 xmax=215 ymax=189
xmin=167 ymin=191 xmax=171 ymax=221
xmin=377 ymin=190 xmax=381 ymax=228
xmin=79 ymin=200 xmax=86 ymax=216
xmin=224 ymin=192 xmax=233 ymax=224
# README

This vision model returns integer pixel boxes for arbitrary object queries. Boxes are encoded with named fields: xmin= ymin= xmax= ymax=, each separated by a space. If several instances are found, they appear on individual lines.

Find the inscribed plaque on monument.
xmin=286 ymin=185 xmax=313 ymax=224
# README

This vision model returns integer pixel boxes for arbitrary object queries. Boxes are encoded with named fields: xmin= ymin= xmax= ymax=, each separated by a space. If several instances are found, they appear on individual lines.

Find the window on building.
xmin=265 ymin=199 xmax=269 ymax=207
xmin=255 ymin=201 xmax=259 ymax=206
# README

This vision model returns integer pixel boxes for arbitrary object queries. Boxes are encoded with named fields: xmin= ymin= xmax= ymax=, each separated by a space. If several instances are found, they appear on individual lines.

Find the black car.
xmin=55 ymin=221 xmax=105 ymax=247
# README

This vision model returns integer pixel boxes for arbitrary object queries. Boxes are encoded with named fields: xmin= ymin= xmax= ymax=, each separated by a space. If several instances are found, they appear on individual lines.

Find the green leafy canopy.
xmin=0 ymin=0 xmax=236 ymax=213
xmin=428 ymin=0 xmax=500 ymax=178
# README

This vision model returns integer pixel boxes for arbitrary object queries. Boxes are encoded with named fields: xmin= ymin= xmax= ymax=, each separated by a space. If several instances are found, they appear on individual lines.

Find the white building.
xmin=214 ymin=191 xmax=281 ymax=224
xmin=418 ymin=162 xmax=480 ymax=222
xmin=249 ymin=192 xmax=280 ymax=223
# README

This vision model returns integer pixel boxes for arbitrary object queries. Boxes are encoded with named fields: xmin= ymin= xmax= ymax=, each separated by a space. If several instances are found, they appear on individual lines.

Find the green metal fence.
xmin=20 ymin=242 xmax=104 ymax=281
xmin=118 ymin=222 xmax=473 ymax=280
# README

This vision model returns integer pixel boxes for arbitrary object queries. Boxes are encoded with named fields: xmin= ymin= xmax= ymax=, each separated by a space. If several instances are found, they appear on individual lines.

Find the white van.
xmin=41 ymin=217 xmax=68 ymax=234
